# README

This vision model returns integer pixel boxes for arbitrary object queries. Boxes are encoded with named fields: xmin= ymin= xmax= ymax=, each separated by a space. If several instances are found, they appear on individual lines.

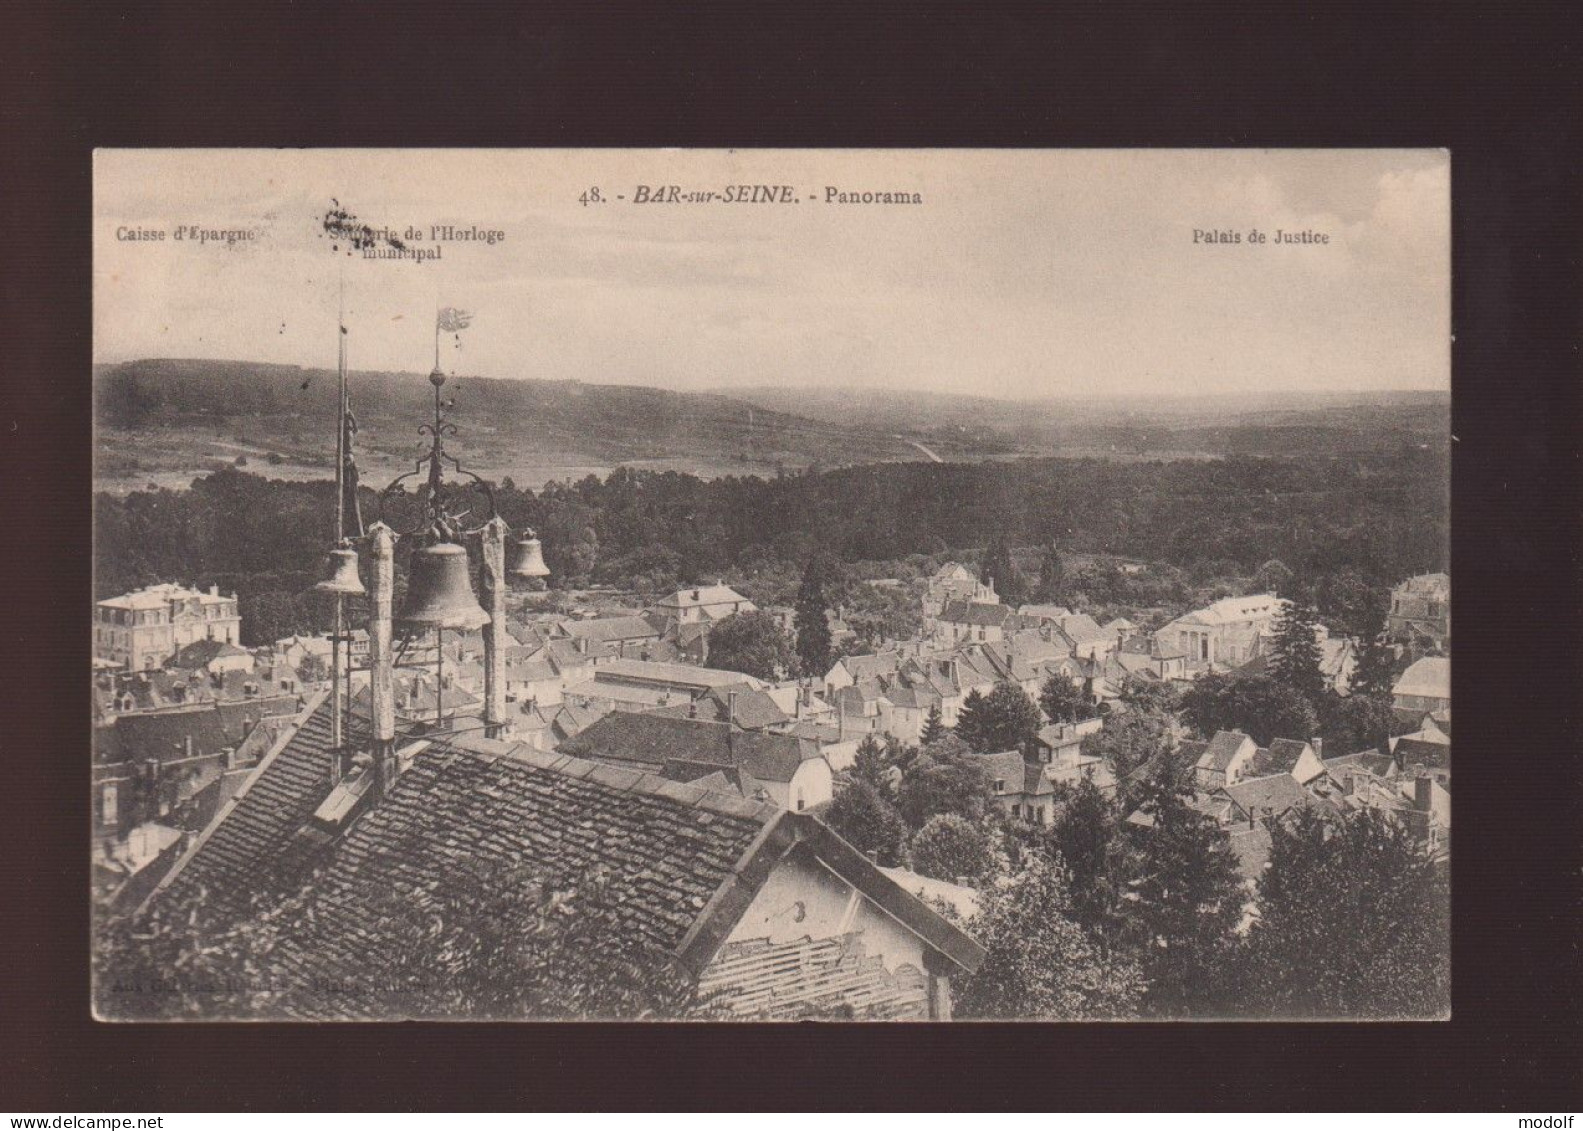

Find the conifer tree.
xmin=1035 ymin=541 xmax=1066 ymax=604
xmin=920 ymin=702 xmax=947 ymax=745
xmin=794 ymin=554 xmax=836 ymax=677
xmin=979 ymin=536 xmax=1026 ymax=605
xmin=1269 ymin=598 xmax=1327 ymax=704
xmin=1348 ymin=602 xmax=1398 ymax=699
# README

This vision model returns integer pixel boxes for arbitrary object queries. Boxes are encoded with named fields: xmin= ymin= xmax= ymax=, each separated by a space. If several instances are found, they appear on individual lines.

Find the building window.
xmin=101 ymin=784 xmax=119 ymax=828
xmin=993 ymin=779 xmax=1005 ymax=794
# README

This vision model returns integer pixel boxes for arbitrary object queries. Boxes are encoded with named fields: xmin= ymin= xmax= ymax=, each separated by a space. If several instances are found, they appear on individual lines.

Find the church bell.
xmin=508 ymin=534 xmax=550 ymax=581
xmin=314 ymin=547 xmax=367 ymax=596
xmin=398 ymin=542 xmax=489 ymax=630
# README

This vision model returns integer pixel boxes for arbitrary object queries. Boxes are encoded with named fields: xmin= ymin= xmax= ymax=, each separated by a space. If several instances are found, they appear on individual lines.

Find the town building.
xmin=95 ymin=583 xmax=242 ymax=671
xmin=560 ymin=710 xmax=833 ymax=812
xmin=1154 ymin=593 xmax=1284 ymax=669
xmin=1387 ymin=572 xmax=1450 ymax=652
xmin=1393 ymin=655 xmax=1450 ymax=716
xmin=654 ymin=583 xmax=757 ymax=626
xmin=150 ymin=699 xmax=980 ymax=1019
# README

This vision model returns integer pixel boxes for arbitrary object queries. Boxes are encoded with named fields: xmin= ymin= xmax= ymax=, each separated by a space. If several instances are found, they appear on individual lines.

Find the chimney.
xmin=692 ymin=589 xmax=701 ymax=602
xmin=1311 ymin=736 xmax=1323 ymax=760
xmin=1345 ymin=771 xmax=1359 ymax=796
xmin=576 ymin=636 xmax=588 ymax=655
xmin=727 ymin=690 xmax=738 ymax=728
xmin=209 ymin=584 xmax=219 ymax=597
xmin=184 ymin=734 xmax=194 ymax=759
xmin=688 ymin=700 xmax=698 ymax=719
xmin=1415 ymin=775 xmax=1433 ymax=812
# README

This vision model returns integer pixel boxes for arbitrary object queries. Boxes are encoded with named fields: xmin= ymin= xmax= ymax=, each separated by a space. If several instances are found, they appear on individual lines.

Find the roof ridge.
xmin=446 ymin=733 xmax=781 ymax=823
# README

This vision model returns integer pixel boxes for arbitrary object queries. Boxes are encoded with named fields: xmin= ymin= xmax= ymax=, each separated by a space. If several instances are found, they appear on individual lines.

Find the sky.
xmin=95 ymin=149 xmax=1449 ymax=401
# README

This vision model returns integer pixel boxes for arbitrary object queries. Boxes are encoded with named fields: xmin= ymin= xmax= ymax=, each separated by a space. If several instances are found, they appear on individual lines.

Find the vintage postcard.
xmin=92 ymin=149 xmax=1449 ymax=1021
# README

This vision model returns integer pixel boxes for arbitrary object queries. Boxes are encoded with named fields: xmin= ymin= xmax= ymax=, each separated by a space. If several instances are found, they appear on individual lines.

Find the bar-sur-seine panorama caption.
xmin=92 ymin=150 xmax=1450 ymax=1021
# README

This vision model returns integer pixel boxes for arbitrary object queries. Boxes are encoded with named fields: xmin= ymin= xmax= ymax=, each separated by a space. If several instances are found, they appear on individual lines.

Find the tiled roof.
xmin=1249 ymin=738 xmax=1313 ymax=777
xmin=106 ymin=697 xmax=298 ymax=766
xmin=1221 ymin=772 xmax=1316 ymax=821
xmin=837 ymin=652 xmax=902 ymax=681
xmin=1393 ymin=657 xmax=1450 ymax=700
xmin=560 ymin=712 xmax=820 ymax=784
xmin=1057 ymin=614 xmax=1109 ymax=645
xmin=595 ymin=658 xmax=763 ymax=690
xmin=194 ymin=734 xmax=981 ymax=1015
xmin=940 ymin=600 xmax=1013 ymax=627
xmin=154 ymin=694 xmax=345 ymax=907
xmin=561 ymin=615 xmax=662 ymax=644
xmin=1017 ymin=604 xmax=1072 ymax=622
xmin=1323 ymin=751 xmax=1397 ymax=779
xmin=1392 ymin=736 xmax=1451 ymax=772
xmin=1200 ymin=730 xmax=1254 ymax=774
xmin=657 ymin=584 xmax=753 ymax=610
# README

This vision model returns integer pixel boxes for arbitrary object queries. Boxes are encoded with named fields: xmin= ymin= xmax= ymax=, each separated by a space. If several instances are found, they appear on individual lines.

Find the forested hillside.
xmin=95 ymin=449 xmax=1446 ymax=646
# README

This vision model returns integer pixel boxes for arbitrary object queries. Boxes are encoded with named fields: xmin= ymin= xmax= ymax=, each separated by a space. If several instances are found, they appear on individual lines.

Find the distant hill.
xmin=92 ymin=359 xmax=981 ymax=491
xmin=719 ymin=384 xmax=1450 ymax=458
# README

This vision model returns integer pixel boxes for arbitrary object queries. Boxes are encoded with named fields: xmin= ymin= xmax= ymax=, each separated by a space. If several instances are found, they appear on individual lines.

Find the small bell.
xmin=314 ymin=547 xmax=367 ymax=596
xmin=398 ymin=542 xmax=488 ymax=630
xmin=508 ymin=533 xmax=550 ymax=581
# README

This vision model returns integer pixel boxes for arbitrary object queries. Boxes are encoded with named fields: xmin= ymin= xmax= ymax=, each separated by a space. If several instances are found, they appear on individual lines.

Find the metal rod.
xmin=330 ymin=271 xmax=348 ymax=760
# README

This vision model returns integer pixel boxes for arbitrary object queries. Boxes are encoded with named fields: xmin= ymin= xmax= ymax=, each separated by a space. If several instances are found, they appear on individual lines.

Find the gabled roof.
xmin=647 ymin=685 xmax=790 ymax=731
xmin=1391 ymin=736 xmax=1451 ymax=772
xmin=1057 ymin=614 xmax=1109 ymax=645
xmin=175 ymin=733 xmax=981 ymax=1016
xmin=560 ymin=711 xmax=821 ymax=784
xmin=1220 ymin=772 xmax=1318 ymax=822
xmin=106 ymin=697 xmax=298 ymax=766
xmin=152 ymin=694 xmax=342 ymax=908
xmin=835 ymin=651 xmax=902 ymax=681
xmin=1248 ymin=738 xmax=1314 ymax=777
xmin=1323 ymin=751 xmax=1397 ymax=779
xmin=595 ymin=658 xmax=763 ymax=690
xmin=560 ymin=614 xmax=662 ymax=644
xmin=1199 ymin=730 xmax=1255 ymax=774
xmin=656 ymin=584 xmax=753 ymax=610
xmin=1017 ymin=604 xmax=1072 ymax=622
xmin=1393 ymin=656 xmax=1450 ymax=700
xmin=1226 ymin=824 xmax=1274 ymax=883
xmin=168 ymin=639 xmax=252 ymax=669
xmin=940 ymin=600 xmax=1013 ymax=627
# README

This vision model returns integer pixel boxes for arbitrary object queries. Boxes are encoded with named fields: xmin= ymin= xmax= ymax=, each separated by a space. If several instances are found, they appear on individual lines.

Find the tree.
xmin=979 ymin=536 xmax=1027 ymax=606
xmin=1320 ymin=692 xmax=1396 ymax=757
xmin=1253 ymin=559 xmax=1294 ymax=597
xmin=909 ymin=814 xmax=996 ymax=884
xmin=849 ymin=734 xmax=900 ymax=799
xmin=704 ymin=610 xmax=796 ymax=681
xmin=1180 ymin=673 xmax=1320 ymax=747
xmin=895 ymin=735 xmax=991 ymax=829
xmin=1269 ymin=599 xmax=1327 ymax=704
xmin=1034 ymin=542 xmax=1066 ymax=604
xmin=920 ymin=702 xmax=947 ymax=745
xmin=824 ymin=780 xmax=908 ymax=866
xmin=951 ymin=856 xmax=1144 ymax=1020
xmin=1233 ymin=807 xmax=1449 ymax=1019
xmin=1080 ymin=707 xmax=1175 ymax=782
xmin=1120 ymin=777 xmax=1246 ymax=1016
xmin=1349 ymin=602 xmax=1398 ymax=699
xmin=1039 ymin=673 xmax=1094 ymax=725
xmin=1040 ymin=776 xmax=1125 ymax=933
xmin=954 ymin=682 xmax=1043 ymax=755
xmin=1115 ymin=674 xmax=1178 ymax=714
xmin=793 ymin=554 xmax=837 ymax=677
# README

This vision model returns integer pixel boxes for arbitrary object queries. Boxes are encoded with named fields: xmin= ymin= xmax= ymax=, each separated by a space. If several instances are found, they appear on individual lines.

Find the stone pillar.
xmin=481 ymin=517 xmax=510 ymax=738
xmin=367 ymin=523 xmax=397 ymax=796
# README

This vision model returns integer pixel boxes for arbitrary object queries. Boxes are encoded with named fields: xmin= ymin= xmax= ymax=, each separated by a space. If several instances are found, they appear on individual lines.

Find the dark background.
xmin=3 ymin=0 xmax=1578 ymax=1112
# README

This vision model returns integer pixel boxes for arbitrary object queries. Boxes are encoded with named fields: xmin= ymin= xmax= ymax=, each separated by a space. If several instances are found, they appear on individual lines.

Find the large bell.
xmin=314 ymin=547 xmax=367 ymax=596
xmin=508 ymin=533 xmax=550 ymax=581
xmin=398 ymin=542 xmax=488 ymax=630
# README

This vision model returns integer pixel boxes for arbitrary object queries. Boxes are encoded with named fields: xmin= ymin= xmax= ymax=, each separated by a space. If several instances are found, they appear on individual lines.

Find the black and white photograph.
xmin=90 ymin=148 xmax=1451 ymax=1022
